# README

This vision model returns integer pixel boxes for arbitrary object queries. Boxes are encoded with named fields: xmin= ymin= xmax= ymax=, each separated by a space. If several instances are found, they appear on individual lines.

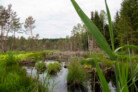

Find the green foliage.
xmin=47 ymin=62 xmax=61 ymax=74
xmin=0 ymin=65 xmax=37 ymax=92
xmin=114 ymin=45 xmax=138 ymax=53
xmin=17 ymin=51 xmax=58 ymax=62
xmin=17 ymin=52 xmax=43 ymax=62
xmin=115 ymin=62 xmax=129 ymax=92
xmin=115 ymin=48 xmax=138 ymax=92
xmin=105 ymin=0 xmax=114 ymax=51
xmin=115 ymin=0 xmax=138 ymax=46
xmin=67 ymin=57 xmax=88 ymax=85
xmin=4 ymin=52 xmax=19 ymax=66
xmin=28 ymin=52 xmax=43 ymax=61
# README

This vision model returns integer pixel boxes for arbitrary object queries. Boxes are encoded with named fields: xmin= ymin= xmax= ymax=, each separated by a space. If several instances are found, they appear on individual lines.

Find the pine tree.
xmin=24 ymin=16 xmax=35 ymax=49
xmin=0 ymin=5 xmax=10 ymax=52
xmin=116 ymin=0 xmax=138 ymax=54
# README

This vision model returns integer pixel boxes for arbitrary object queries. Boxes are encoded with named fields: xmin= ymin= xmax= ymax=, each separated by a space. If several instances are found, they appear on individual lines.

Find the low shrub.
xmin=47 ymin=62 xmax=61 ymax=74
xmin=17 ymin=52 xmax=44 ymax=62
xmin=67 ymin=57 xmax=88 ymax=86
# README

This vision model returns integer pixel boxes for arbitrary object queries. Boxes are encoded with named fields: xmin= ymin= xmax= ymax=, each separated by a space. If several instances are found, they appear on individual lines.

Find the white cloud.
xmin=1 ymin=0 xmax=122 ymax=39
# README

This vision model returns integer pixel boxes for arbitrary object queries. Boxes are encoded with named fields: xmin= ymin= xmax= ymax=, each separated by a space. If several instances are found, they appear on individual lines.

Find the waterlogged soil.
xmin=24 ymin=60 xmax=116 ymax=92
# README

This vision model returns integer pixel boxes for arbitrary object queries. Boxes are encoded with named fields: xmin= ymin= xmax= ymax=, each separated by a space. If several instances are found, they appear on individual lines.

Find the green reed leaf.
xmin=114 ymin=45 xmax=138 ymax=53
xmin=94 ymin=59 xmax=110 ymax=92
xmin=71 ymin=0 xmax=115 ymax=59
xmin=105 ymin=0 xmax=114 ymax=51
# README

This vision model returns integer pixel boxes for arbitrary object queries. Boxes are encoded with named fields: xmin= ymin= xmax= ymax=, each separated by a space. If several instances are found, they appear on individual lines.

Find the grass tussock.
xmin=47 ymin=62 xmax=61 ymax=74
xmin=36 ymin=61 xmax=46 ymax=73
xmin=67 ymin=57 xmax=88 ymax=86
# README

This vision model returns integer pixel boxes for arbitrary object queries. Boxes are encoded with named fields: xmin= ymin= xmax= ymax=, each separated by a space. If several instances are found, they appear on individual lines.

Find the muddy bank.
xmin=18 ymin=51 xmax=87 ymax=65
xmin=44 ymin=51 xmax=88 ymax=62
xmin=19 ymin=60 xmax=35 ymax=66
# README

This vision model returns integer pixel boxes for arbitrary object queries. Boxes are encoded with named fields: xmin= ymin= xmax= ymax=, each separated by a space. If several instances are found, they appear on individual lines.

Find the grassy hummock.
xmin=36 ymin=61 xmax=46 ymax=73
xmin=47 ymin=62 xmax=61 ymax=74
xmin=67 ymin=57 xmax=88 ymax=86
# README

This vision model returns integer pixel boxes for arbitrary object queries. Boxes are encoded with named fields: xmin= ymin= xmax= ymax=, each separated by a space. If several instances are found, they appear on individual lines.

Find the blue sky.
xmin=1 ymin=0 xmax=122 ymax=39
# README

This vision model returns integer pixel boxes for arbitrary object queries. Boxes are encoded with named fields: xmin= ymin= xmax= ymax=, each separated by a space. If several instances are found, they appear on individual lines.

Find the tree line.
xmin=0 ymin=0 xmax=137 ymax=53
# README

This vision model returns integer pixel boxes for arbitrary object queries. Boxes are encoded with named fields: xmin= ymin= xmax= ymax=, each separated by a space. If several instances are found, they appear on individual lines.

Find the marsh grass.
xmin=36 ymin=61 xmax=46 ymax=73
xmin=67 ymin=57 xmax=88 ymax=86
xmin=0 ymin=65 xmax=36 ymax=92
xmin=4 ymin=52 xmax=19 ymax=66
xmin=47 ymin=62 xmax=61 ymax=74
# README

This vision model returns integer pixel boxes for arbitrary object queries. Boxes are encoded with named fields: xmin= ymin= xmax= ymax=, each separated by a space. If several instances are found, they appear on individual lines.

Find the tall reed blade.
xmin=105 ymin=0 xmax=114 ymax=51
xmin=71 ymin=0 xmax=115 ymax=59
xmin=94 ymin=59 xmax=110 ymax=92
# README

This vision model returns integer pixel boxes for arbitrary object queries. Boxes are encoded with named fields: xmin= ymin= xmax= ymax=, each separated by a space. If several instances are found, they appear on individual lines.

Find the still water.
xmin=24 ymin=60 xmax=116 ymax=92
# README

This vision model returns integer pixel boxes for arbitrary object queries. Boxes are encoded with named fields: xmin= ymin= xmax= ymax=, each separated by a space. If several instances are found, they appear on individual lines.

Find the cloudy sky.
xmin=1 ymin=0 xmax=122 ymax=39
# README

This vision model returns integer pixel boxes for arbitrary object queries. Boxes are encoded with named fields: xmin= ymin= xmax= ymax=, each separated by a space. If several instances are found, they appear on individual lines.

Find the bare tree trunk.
xmin=31 ymin=29 xmax=34 ymax=50
xmin=88 ymin=35 xmax=93 ymax=53
xmin=1 ymin=26 xmax=4 ymax=52
xmin=131 ymin=33 xmax=135 ymax=55
xmin=88 ymin=35 xmax=90 ymax=52
xmin=4 ymin=26 xmax=10 ymax=51
xmin=70 ymin=40 xmax=73 ymax=51
xmin=132 ymin=49 xmax=135 ymax=55
xmin=0 ymin=25 xmax=7 ymax=53
xmin=11 ymin=31 xmax=15 ymax=50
